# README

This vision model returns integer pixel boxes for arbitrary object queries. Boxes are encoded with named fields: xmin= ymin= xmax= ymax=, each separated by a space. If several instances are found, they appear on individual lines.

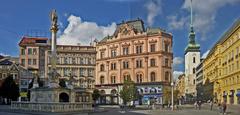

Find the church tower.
xmin=184 ymin=0 xmax=200 ymax=97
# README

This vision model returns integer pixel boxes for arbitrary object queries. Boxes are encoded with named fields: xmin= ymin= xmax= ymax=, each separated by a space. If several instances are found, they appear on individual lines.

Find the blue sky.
xmin=0 ymin=0 xmax=240 ymax=76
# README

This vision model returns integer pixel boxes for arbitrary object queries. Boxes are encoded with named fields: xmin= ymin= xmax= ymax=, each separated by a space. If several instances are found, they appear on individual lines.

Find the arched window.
xmin=100 ymin=76 xmax=104 ymax=84
xmin=100 ymin=64 xmax=104 ymax=71
xmin=193 ymin=67 xmax=196 ymax=74
xmin=165 ymin=71 xmax=169 ymax=81
xmin=123 ymin=74 xmax=131 ymax=81
xmin=150 ymin=72 xmax=156 ymax=82
xmin=111 ymin=75 xmax=116 ymax=84
xmin=193 ymin=57 xmax=196 ymax=63
xmin=137 ymin=74 xmax=143 ymax=83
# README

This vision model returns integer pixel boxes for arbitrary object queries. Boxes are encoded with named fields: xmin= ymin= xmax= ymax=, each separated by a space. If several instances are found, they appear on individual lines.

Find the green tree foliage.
xmin=120 ymin=80 xmax=138 ymax=105
xmin=163 ymin=87 xmax=180 ymax=104
xmin=92 ymin=89 xmax=100 ymax=101
xmin=0 ymin=75 xmax=20 ymax=103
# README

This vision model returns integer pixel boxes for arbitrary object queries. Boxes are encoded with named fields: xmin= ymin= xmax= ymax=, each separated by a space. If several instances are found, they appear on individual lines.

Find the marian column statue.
xmin=48 ymin=9 xmax=59 ymax=88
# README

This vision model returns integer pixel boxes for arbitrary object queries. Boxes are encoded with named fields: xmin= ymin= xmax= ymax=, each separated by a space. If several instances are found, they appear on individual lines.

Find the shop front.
xmin=236 ymin=89 xmax=240 ymax=104
xmin=136 ymin=84 xmax=163 ymax=105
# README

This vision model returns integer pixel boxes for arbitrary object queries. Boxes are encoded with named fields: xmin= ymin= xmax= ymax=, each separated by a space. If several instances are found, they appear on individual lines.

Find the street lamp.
xmin=171 ymin=82 xmax=174 ymax=111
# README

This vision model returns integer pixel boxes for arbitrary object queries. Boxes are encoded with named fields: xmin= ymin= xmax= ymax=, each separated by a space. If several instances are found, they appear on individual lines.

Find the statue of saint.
xmin=50 ymin=9 xmax=58 ymax=28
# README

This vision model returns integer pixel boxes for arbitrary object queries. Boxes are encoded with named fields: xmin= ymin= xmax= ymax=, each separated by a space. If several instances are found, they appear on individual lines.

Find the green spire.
xmin=185 ymin=0 xmax=200 ymax=53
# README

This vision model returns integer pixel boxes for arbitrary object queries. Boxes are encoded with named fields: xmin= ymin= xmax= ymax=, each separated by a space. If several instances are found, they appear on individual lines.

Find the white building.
xmin=184 ymin=0 xmax=200 ymax=98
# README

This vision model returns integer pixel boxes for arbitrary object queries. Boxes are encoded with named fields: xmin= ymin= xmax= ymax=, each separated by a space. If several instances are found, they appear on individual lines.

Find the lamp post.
xmin=171 ymin=82 xmax=174 ymax=111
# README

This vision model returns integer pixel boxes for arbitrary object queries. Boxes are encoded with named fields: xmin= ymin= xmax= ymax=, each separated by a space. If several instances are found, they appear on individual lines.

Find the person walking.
xmin=222 ymin=101 xmax=227 ymax=115
xmin=198 ymin=101 xmax=202 ymax=110
xmin=210 ymin=100 xmax=213 ymax=110
xmin=194 ymin=101 xmax=198 ymax=109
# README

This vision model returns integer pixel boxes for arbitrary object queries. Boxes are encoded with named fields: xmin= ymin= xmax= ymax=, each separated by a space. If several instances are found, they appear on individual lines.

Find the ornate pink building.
xmin=95 ymin=19 xmax=173 ymax=105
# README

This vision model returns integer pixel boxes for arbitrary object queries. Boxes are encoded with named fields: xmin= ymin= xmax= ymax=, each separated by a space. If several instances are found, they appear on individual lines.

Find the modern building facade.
xmin=203 ymin=19 xmax=240 ymax=104
xmin=95 ymin=19 xmax=173 ymax=105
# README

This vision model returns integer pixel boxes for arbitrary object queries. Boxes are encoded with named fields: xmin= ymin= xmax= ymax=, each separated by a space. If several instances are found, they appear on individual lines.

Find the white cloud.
xmin=173 ymin=71 xmax=184 ymax=81
xmin=58 ymin=15 xmax=117 ymax=45
xmin=167 ymin=15 xmax=188 ymax=30
xmin=145 ymin=0 xmax=162 ymax=26
xmin=173 ymin=57 xmax=184 ymax=67
xmin=201 ymin=50 xmax=210 ymax=59
xmin=0 ymin=53 xmax=10 ymax=56
xmin=168 ymin=0 xmax=240 ymax=40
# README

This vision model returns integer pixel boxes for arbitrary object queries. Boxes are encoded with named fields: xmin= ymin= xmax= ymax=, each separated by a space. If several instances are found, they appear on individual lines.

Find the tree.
xmin=0 ymin=75 xmax=20 ymax=104
xmin=163 ymin=87 xmax=180 ymax=104
xmin=92 ymin=89 xmax=100 ymax=106
xmin=120 ymin=80 xmax=138 ymax=105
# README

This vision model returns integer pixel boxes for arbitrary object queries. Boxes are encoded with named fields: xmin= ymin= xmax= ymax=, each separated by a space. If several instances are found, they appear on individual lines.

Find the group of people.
xmin=194 ymin=101 xmax=202 ymax=110
xmin=194 ymin=100 xmax=227 ymax=115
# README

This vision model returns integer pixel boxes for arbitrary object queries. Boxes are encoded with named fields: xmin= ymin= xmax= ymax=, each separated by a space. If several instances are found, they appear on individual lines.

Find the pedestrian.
xmin=194 ymin=101 xmax=198 ymax=109
xmin=147 ymin=99 xmax=150 ymax=109
xmin=222 ymin=101 xmax=227 ymax=115
xmin=198 ymin=101 xmax=202 ymax=110
xmin=210 ymin=100 xmax=213 ymax=110
xmin=218 ymin=103 xmax=222 ymax=114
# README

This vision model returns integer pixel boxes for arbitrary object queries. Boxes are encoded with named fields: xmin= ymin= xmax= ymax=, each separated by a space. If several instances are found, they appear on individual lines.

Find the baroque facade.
xmin=19 ymin=37 xmax=96 ymax=103
xmin=95 ymin=19 xmax=173 ymax=105
xmin=203 ymin=19 xmax=240 ymax=104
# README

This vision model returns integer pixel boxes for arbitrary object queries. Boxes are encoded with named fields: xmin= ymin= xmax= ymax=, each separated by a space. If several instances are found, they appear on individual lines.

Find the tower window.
xmin=193 ymin=57 xmax=196 ymax=63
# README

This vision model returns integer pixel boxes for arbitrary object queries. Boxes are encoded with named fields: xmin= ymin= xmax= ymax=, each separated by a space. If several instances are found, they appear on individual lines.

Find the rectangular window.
xmin=111 ymin=50 xmax=117 ymax=57
xmin=111 ymin=63 xmax=116 ymax=70
xmin=28 ymin=48 xmax=32 ymax=55
xmin=88 ymin=58 xmax=91 ymax=64
xmin=165 ymin=43 xmax=169 ymax=52
xmin=33 ymin=59 xmax=37 ymax=65
xmin=21 ymin=59 xmax=25 ymax=66
xmin=136 ymin=45 xmax=142 ymax=54
xmin=123 ymin=47 xmax=129 ymax=55
xmin=136 ymin=60 xmax=142 ymax=68
xmin=123 ymin=61 xmax=129 ymax=69
xmin=21 ymin=49 xmax=25 ymax=55
xmin=150 ymin=59 xmax=156 ymax=67
xmin=150 ymin=44 xmax=156 ymax=52
xmin=33 ymin=48 xmax=37 ymax=55
xmin=28 ymin=59 xmax=32 ymax=65
xmin=80 ymin=68 xmax=84 ymax=76
xmin=100 ymin=52 xmax=105 ymax=59
xmin=165 ymin=58 xmax=169 ymax=67
xmin=64 ymin=57 xmax=68 ymax=64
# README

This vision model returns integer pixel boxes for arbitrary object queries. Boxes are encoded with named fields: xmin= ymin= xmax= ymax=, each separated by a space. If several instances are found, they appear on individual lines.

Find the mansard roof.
xmin=113 ymin=19 xmax=145 ymax=37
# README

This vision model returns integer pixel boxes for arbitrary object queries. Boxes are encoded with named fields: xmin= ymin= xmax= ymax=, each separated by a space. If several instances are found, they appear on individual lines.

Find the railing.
xmin=11 ymin=101 xmax=93 ymax=112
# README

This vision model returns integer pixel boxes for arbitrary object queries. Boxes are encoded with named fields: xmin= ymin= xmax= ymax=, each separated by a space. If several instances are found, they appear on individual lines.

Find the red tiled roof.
xmin=19 ymin=36 xmax=48 ymax=46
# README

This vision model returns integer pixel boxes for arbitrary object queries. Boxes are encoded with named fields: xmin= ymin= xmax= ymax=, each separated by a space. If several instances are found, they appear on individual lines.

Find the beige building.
xmin=19 ymin=37 xmax=96 ymax=90
xmin=95 ymin=19 xmax=173 ymax=105
xmin=176 ymin=74 xmax=185 ymax=98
